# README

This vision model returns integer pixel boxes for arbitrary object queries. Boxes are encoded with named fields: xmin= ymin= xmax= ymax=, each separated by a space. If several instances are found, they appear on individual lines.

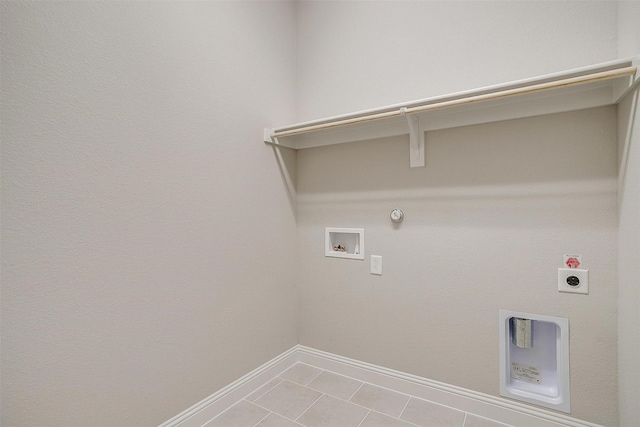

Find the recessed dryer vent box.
xmin=325 ymin=228 xmax=364 ymax=260
xmin=499 ymin=310 xmax=570 ymax=413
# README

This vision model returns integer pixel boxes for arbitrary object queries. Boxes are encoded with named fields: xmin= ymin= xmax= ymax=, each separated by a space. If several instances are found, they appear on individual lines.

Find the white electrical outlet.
xmin=371 ymin=255 xmax=382 ymax=275
xmin=558 ymin=268 xmax=589 ymax=294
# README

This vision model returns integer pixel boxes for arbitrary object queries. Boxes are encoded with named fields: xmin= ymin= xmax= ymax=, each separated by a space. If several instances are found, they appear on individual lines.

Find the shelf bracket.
xmin=400 ymin=108 xmax=425 ymax=168
xmin=263 ymin=128 xmax=296 ymax=150
xmin=263 ymin=128 xmax=280 ymax=147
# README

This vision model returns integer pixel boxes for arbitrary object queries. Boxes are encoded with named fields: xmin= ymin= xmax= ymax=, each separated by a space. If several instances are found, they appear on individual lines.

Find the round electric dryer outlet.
xmin=558 ymin=268 xmax=589 ymax=294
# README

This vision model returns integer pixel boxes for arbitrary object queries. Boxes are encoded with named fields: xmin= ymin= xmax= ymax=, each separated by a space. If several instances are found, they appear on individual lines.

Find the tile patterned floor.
xmin=203 ymin=363 xmax=511 ymax=427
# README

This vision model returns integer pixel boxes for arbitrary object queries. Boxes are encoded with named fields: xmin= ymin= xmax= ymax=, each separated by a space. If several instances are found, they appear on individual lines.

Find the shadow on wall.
xmin=295 ymin=107 xmax=617 ymax=201
xmin=618 ymin=88 xmax=639 ymax=208
xmin=270 ymin=144 xmax=297 ymax=217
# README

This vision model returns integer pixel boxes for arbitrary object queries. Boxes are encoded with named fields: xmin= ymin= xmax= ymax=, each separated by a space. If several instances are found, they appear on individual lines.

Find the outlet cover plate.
xmin=558 ymin=268 xmax=589 ymax=294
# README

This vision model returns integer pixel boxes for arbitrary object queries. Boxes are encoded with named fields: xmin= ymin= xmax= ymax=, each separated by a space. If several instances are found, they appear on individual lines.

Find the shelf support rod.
xmin=400 ymin=107 xmax=425 ymax=168
xmin=263 ymin=128 xmax=296 ymax=150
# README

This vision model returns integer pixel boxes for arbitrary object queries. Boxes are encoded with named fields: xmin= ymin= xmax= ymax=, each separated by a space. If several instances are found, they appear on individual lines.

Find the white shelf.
xmin=264 ymin=58 xmax=639 ymax=167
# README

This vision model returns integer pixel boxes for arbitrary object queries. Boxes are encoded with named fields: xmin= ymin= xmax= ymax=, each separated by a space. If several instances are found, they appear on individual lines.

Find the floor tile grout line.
xmin=308 ymin=366 xmax=411 ymax=400
xmin=246 ymin=405 xmax=307 ymax=427
xmin=325 ymin=370 xmax=367 ymax=386
xmin=369 ymin=409 xmax=423 ymax=427
xmin=346 ymin=381 xmax=365 ymax=402
xmin=274 ymin=379 xmax=392 ymax=418
xmin=336 ymin=371 xmax=417 ymax=404
xmin=250 ymin=409 xmax=272 ymax=427
xmin=338 ymin=393 xmax=410 ymax=421
xmin=293 ymin=392 xmax=326 ymax=423
xmin=246 ymin=378 xmax=284 ymax=403
xmin=303 ymin=370 xmax=365 ymax=402
xmin=355 ymin=408 xmax=424 ymax=427
xmin=292 ymin=363 xmax=383 ymax=394
xmin=356 ymin=379 xmax=414 ymax=401
xmin=280 ymin=362 xmax=325 ymax=387
xmin=201 ymin=397 xmax=246 ymax=425
xmin=304 ymin=368 xmax=325 ymax=386
xmin=246 ymin=384 xmax=318 ymax=423
xmin=398 ymin=395 xmax=412 ymax=420
xmin=355 ymin=409 xmax=371 ymax=427
xmin=347 ymin=382 xmax=412 ymax=419
xmin=304 ymin=382 xmax=362 ymax=401
xmin=404 ymin=392 xmax=471 ymax=416
xmin=245 ymin=400 xmax=288 ymax=423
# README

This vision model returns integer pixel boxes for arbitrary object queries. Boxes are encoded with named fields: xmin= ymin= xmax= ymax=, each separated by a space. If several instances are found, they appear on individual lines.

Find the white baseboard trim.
xmin=158 ymin=346 xmax=299 ymax=427
xmin=159 ymin=345 xmax=603 ymax=427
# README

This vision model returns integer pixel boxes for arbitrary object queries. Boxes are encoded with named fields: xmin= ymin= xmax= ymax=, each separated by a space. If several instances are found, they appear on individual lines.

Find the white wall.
xmin=0 ymin=2 xmax=297 ymax=426
xmin=295 ymin=2 xmax=620 ymax=425
xmin=617 ymin=2 xmax=640 ymax=426
xmin=296 ymin=1 xmax=617 ymax=121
